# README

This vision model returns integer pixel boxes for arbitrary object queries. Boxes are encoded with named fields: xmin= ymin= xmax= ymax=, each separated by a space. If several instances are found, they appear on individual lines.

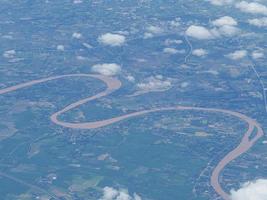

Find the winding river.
xmin=0 ymin=73 xmax=264 ymax=200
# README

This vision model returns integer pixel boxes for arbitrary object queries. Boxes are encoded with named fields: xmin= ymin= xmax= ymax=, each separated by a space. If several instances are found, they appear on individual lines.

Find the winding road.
xmin=0 ymin=73 xmax=264 ymax=200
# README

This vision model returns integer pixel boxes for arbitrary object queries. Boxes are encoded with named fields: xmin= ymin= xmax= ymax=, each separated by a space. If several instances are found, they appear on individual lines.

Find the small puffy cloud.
xmin=181 ymin=82 xmax=190 ymax=88
xmin=116 ymin=190 xmax=131 ymax=200
xmin=236 ymin=1 xmax=267 ymax=15
xmin=212 ymin=16 xmax=238 ymax=27
xmin=99 ymin=187 xmax=142 ymax=200
xmin=82 ymin=42 xmax=93 ymax=49
xmin=72 ymin=32 xmax=82 ymax=39
xmin=101 ymin=187 xmax=118 ymax=200
xmin=3 ymin=50 xmax=16 ymax=58
xmin=137 ymin=75 xmax=172 ymax=92
xmin=146 ymin=25 xmax=163 ymax=34
xmin=76 ymin=56 xmax=88 ymax=61
xmin=186 ymin=23 xmax=239 ymax=40
xmin=169 ymin=18 xmax=181 ymax=28
xmin=186 ymin=25 xmax=214 ymax=40
xmin=207 ymin=0 xmax=233 ymax=6
xmin=73 ymin=0 xmax=83 ymax=3
xmin=143 ymin=32 xmax=154 ymax=39
xmin=56 ymin=45 xmax=65 ymax=51
xmin=226 ymin=50 xmax=247 ymax=60
xmin=210 ymin=16 xmax=240 ymax=37
xmin=248 ymin=17 xmax=267 ymax=27
xmin=192 ymin=49 xmax=208 ymax=57
xmin=98 ymin=33 xmax=126 ymax=47
xmin=126 ymin=75 xmax=135 ymax=82
xmin=163 ymin=48 xmax=179 ymax=54
xmin=144 ymin=25 xmax=163 ymax=39
xmin=230 ymin=179 xmax=267 ymax=200
xmin=216 ymin=25 xmax=240 ymax=37
xmin=133 ymin=194 xmax=142 ymax=200
xmin=164 ymin=39 xmax=183 ymax=45
xmin=91 ymin=63 xmax=121 ymax=76
xmin=252 ymin=50 xmax=264 ymax=59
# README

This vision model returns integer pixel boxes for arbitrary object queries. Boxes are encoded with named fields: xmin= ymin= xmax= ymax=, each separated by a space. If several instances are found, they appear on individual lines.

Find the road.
xmin=0 ymin=73 xmax=264 ymax=200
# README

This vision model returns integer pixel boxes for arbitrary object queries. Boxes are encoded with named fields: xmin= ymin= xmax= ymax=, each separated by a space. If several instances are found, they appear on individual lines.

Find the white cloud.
xmin=186 ymin=22 xmax=239 ymax=40
xmin=185 ymin=25 xmax=214 ymax=40
xmin=143 ymin=32 xmax=154 ymax=39
xmin=216 ymin=25 xmax=240 ymax=37
xmin=3 ymin=50 xmax=16 ymax=58
xmin=144 ymin=25 xmax=163 ymax=39
xmin=192 ymin=49 xmax=208 ymax=57
xmin=72 ymin=32 xmax=82 ymax=39
xmin=98 ymin=33 xmax=126 ymax=47
xmin=226 ymin=50 xmax=247 ymax=60
xmin=126 ymin=75 xmax=135 ymax=82
xmin=163 ymin=48 xmax=179 ymax=54
xmin=169 ymin=18 xmax=181 ymax=28
xmin=210 ymin=16 xmax=240 ymax=37
xmin=116 ymin=190 xmax=131 ymax=200
xmin=212 ymin=16 xmax=238 ymax=27
xmin=73 ymin=0 xmax=83 ymax=3
xmin=146 ymin=25 xmax=163 ymax=34
xmin=137 ymin=76 xmax=172 ymax=92
xmin=101 ymin=187 xmax=118 ymax=200
xmin=236 ymin=1 xmax=267 ymax=15
xmin=208 ymin=0 xmax=233 ymax=6
xmin=91 ymin=63 xmax=121 ymax=76
xmin=230 ymin=179 xmax=267 ymax=200
xmin=76 ymin=56 xmax=87 ymax=61
xmin=133 ymin=194 xmax=142 ymax=200
xmin=82 ymin=42 xmax=93 ymax=49
xmin=115 ymin=31 xmax=129 ymax=35
xmin=56 ymin=45 xmax=65 ymax=51
xmin=248 ymin=17 xmax=267 ymax=27
xmin=164 ymin=39 xmax=183 ymax=45
xmin=252 ymin=50 xmax=264 ymax=59
xmin=181 ymin=82 xmax=190 ymax=88
xmin=99 ymin=187 xmax=142 ymax=200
